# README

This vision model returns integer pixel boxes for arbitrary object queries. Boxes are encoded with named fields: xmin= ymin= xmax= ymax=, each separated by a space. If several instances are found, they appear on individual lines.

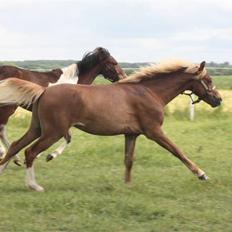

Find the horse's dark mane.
xmin=77 ymin=47 xmax=110 ymax=74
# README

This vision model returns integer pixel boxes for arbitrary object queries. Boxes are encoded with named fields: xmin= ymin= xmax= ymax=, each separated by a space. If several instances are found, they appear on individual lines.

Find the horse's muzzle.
xmin=211 ymin=96 xmax=222 ymax=108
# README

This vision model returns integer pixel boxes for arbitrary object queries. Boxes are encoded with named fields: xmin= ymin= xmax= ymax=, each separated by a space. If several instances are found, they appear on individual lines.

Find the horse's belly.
xmin=73 ymin=118 xmax=141 ymax=135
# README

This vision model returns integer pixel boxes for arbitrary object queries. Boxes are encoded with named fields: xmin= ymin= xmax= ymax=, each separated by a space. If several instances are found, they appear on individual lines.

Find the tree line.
xmin=0 ymin=60 xmax=232 ymax=76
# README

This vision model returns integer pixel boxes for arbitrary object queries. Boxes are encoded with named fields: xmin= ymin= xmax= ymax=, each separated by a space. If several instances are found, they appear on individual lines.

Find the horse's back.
xmin=0 ymin=66 xmax=22 ymax=80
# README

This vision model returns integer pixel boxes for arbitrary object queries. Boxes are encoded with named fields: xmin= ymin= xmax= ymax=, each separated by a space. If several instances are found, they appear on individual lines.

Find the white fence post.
xmin=189 ymin=97 xmax=195 ymax=121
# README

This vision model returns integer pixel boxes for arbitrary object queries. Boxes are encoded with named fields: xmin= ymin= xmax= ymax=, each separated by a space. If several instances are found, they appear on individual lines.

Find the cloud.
xmin=0 ymin=0 xmax=231 ymax=62
xmin=172 ymin=28 xmax=232 ymax=42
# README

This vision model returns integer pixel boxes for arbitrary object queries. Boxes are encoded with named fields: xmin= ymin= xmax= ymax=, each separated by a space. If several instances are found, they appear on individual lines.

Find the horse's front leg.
xmin=124 ymin=135 xmax=138 ymax=183
xmin=145 ymin=127 xmax=208 ymax=180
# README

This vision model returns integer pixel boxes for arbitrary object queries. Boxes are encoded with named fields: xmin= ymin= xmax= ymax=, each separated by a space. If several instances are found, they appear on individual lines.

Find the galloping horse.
xmin=0 ymin=47 xmax=126 ymax=164
xmin=0 ymin=60 xmax=222 ymax=191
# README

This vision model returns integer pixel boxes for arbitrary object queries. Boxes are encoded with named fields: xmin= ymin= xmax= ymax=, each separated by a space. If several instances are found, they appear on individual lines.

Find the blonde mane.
xmin=119 ymin=59 xmax=207 ymax=83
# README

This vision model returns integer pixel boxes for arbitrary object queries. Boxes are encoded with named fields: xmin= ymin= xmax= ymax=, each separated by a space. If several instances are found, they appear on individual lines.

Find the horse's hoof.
xmin=28 ymin=184 xmax=44 ymax=192
xmin=198 ymin=173 xmax=208 ymax=181
xmin=14 ymin=159 xmax=22 ymax=166
xmin=46 ymin=154 xmax=54 ymax=162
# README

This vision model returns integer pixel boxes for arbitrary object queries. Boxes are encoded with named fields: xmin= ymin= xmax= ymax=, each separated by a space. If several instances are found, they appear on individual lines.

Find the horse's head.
xmin=190 ymin=61 xmax=222 ymax=107
xmin=49 ymin=69 xmax=63 ymax=83
xmin=95 ymin=47 xmax=127 ymax=82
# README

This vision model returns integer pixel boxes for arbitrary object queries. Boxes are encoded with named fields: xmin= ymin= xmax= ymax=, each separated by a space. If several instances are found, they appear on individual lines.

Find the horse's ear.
xmin=50 ymin=69 xmax=63 ymax=83
xmin=198 ymin=61 xmax=206 ymax=72
xmin=178 ymin=67 xmax=188 ymax=72
xmin=52 ymin=69 xmax=63 ymax=77
xmin=192 ymin=61 xmax=206 ymax=79
xmin=97 ymin=47 xmax=104 ymax=52
xmin=95 ymin=47 xmax=105 ymax=55
xmin=97 ymin=47 xmax=109 ymax=61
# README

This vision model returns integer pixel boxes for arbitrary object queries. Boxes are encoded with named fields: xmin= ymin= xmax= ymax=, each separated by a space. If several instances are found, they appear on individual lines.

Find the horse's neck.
xmin=78 ymin=65 xmax=100 ymax=84
xmin=61 ymin=63 xmax=78 ymax=81
xmin=143 ymin=73 xmax=191 ymax=105
xmin=49 ymin=64 xmax=78 ymax=86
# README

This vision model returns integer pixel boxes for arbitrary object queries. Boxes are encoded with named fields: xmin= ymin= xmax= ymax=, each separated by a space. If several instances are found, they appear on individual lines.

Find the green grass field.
xmin=0 ymin=106 xmax=231 ymax=231
xmin=0 ymin=74 xmax=231 ymax=232
xmin=212 ymin=76 xmax=232 ymax=90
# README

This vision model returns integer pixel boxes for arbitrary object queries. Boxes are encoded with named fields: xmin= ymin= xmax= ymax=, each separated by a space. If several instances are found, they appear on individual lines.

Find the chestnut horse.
xmin=0 ymin=60 xmax=222 ymax=191
xmin=0 ymin=47 xmax=126 ymax=164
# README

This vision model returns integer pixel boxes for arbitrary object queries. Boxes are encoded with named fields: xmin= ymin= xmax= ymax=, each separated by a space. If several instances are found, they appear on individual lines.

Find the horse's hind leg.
xmin=0 ymin=117 xmax=41 ymax=175
xmin=0 ymin=125 xmax=8 ymax=157
xmin=145 ymin=127 xmax=208 ymax=180
xmin=0 ymin=124 xmax=21 ymax=166
xmin=0 ymin=106 xmax=21 ymax=165
xmin=46 ymin=132 xmax=71 ymax=162
xmin=25 ymin=134 xmax=62 ymax=191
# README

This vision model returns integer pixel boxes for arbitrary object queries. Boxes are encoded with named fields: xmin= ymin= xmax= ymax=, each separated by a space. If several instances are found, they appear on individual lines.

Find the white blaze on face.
xmin=49 ymin=63 xmax=79 ymax=86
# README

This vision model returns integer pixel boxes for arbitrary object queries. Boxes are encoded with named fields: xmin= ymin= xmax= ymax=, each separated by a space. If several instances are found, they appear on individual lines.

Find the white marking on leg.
xmin=0 ymin=125 xmax=20 ymax=163
xmin=25 ymin=166 xmax=44 ymax=192
xmin=0 ymin=124 xmax=10 ymax=148
xmin=0 ymin=145 xmax=5 ymax=158
xmin=37 ymin=153 xmax=42 ymax=158
xmin=197 ymin=169 xmax=205 ymax=177
xmin=50 ymin=141 xmax=68 ymax=159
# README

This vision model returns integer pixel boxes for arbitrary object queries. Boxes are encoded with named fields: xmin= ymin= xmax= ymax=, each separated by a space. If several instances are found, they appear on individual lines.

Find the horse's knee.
xmin=25 ymin=148 xmax=35 ymax=168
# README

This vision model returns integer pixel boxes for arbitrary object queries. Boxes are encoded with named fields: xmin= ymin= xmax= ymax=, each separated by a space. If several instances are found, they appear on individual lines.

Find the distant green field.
xmin=0 ymin=110 xmax=231 ymax=231
xmin=213 ymin=76 xmax=232 ymax=90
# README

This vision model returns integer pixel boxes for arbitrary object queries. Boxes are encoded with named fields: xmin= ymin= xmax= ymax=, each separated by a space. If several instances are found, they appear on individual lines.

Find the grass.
xmin=0 ymin=106 xmax=231 ymax=231
xmin=0 ymin=76 xmax=231 ymax=231
xmin=213 ymin=75 xmax=232 ymax=90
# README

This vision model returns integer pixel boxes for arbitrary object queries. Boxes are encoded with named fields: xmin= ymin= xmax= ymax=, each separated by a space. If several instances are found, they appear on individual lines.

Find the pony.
xmin=0 ymin=47 xmax=126 ymax=165
xmin=0 ymin=59 xmax=222 ymax=191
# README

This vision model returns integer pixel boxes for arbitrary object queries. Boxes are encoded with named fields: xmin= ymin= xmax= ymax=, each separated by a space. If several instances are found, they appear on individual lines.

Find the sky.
xmin=0 ymin=0 xmax=232 ymax=63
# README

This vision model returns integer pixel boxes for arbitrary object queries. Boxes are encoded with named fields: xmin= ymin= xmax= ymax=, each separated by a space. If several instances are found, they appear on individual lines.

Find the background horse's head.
xmin=189 ymin=61 xmax=222 ymax=107
xmin=96 ymin=47 xmax=127 ymax=81
xmin=49 ymin=69 xmax=63 ymax=83
xmin=78 ymin=47 xmax=127 ymax=82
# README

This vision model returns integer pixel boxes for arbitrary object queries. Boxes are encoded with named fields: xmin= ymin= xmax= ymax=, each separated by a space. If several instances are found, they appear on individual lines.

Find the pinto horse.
xmin=0 ymin=60 xmax=222 ymax=191
xmin=0 ymin=47 xmax=126 ymax=164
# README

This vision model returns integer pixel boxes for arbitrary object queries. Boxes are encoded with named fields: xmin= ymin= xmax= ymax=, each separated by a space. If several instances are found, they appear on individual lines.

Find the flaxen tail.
xmin=0 ymin=78 xmax=45 ymax=107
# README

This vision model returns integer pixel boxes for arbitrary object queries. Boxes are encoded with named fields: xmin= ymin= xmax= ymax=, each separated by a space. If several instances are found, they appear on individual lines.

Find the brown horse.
xmin=0 ymin=47 xmax=126 ymax=164
xmin=0 ymin=60 xmax=222 ymax=191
